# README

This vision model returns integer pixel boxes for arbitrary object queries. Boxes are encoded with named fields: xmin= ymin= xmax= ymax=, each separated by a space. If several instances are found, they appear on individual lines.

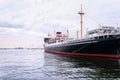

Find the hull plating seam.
xmin=45 ymin=50 xmax=120 ymax=59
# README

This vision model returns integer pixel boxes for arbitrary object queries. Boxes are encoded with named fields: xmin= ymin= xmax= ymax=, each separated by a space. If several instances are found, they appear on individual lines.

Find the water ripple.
xmin=0 ymin=49 xmax=120 ymax=80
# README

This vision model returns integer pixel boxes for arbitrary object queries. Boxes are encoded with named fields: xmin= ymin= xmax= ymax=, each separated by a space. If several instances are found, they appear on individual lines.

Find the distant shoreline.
xmin=0 ymin=48 xmax=44 ymax=50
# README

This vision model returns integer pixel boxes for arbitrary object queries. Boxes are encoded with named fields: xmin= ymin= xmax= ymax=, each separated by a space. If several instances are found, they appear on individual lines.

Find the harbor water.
xmin=0 ymin=49 xmax=120 ymax=80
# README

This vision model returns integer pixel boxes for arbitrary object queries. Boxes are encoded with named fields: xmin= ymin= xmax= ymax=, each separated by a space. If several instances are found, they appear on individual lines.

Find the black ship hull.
xmin=44 ymin=36 xmax=120 ymax=58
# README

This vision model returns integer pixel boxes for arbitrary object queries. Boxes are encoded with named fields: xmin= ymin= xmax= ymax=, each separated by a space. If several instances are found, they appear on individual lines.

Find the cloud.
xmin=0 ymin=27 xmax=45 ymax=48
xmin=1 ymin=0 xmax=120 ymax=30
xmin=0 ymin=22 xmax=24 ymax=28
xmin=0 ymin=0 xmax=120 ymax=47
xmin=0 ymin=0 xmax=42 ymax=28
xmin=0 ymin=27 xmax=45 ymax=38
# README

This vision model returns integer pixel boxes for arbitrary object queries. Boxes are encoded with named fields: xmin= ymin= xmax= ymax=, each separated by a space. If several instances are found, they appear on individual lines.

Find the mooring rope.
xmin=72 ymin=44 xmax=90 ymax=53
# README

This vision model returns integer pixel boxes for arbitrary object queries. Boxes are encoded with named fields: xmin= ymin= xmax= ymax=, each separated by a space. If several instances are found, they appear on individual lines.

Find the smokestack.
xmin=56 ymin=32 xmax=62 ymax=37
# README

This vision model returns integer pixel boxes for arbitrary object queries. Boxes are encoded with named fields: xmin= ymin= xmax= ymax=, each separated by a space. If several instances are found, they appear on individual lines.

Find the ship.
xmin=44 ymin=6 xmax=120 ymax=59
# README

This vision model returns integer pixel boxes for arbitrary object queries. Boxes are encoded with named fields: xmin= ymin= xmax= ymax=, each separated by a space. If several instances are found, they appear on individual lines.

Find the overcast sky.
xmin=0 ymin=0 xmax=120 ymax=48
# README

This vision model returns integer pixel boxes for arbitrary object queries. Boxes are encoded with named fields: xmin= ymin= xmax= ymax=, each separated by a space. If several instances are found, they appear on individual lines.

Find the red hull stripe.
xmin=45 ymin=50 xmax=120 ymax=59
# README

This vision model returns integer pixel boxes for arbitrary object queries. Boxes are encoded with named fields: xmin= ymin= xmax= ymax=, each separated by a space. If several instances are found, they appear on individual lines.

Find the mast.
xmin=67 ymin=30 xmax=69 ymax=38
xmin=78 ymin=5 xmax=85 ymax=39
xmin=48 ymin=32 xmax=51 ymax=38
xmin=76 ymin=31 xmax=79 ymax=40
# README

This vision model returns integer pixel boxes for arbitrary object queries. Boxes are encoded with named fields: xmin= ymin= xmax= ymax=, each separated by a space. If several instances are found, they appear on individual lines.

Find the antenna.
xmin=78 ymin=5 xmax=85 ymax=39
